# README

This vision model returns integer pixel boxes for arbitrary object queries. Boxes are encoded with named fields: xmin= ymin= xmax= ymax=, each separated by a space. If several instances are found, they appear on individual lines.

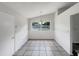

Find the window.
xmin=32 ymin=20 xmax=50 ymax=31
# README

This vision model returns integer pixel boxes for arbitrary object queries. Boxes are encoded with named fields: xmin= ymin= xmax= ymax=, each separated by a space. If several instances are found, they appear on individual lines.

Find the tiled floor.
xmin=13 ymin=39 xmax=69 ymax=56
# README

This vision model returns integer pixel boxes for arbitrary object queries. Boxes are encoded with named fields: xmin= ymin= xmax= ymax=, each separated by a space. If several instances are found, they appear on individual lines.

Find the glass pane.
xmin=32 ymin=22 xmax=41 ymax=30
xmin=41 ymin=21 xmax=50 ymax=30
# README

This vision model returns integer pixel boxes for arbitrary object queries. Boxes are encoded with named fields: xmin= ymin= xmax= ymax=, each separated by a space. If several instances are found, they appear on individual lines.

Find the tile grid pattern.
xmin=13 ymin=39 xmax=69 ymax=56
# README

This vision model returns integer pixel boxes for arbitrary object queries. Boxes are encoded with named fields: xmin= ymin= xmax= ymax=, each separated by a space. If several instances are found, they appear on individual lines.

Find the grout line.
xmin=44 ymin=42 xmax=47 ymax=56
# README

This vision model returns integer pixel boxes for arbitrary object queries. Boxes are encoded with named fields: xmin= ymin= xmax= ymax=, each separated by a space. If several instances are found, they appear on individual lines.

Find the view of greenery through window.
xmin=32 ymin=21 xmax=50 ymax=31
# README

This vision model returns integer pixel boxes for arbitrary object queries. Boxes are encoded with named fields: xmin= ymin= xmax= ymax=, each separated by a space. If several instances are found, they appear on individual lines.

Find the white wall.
xmin=0 ymin=12 xmax=15 ymax=56
xmin=15 ymin=19 xmax=28 ymax=52
xmin=28 ymin=13 xmax=55 ymax=39
xmin=0 ymin=3 xmax=28 ymax=55
xmin=55 ymin=3 xmax=79 ymax=55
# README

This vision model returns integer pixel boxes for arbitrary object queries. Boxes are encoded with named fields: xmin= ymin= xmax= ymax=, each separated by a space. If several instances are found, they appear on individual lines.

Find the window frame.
xmin=31 ymin=20 xmax=51 ymax=31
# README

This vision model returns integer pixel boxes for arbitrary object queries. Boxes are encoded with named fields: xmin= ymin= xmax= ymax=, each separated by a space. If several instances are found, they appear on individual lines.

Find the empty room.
xmin=0 ymin=2 xmax=79 ymax=56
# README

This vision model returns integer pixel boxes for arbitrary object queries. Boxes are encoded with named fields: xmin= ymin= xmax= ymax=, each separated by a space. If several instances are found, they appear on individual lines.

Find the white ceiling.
xmin=2 ymin=2 xmax=76 ymax=18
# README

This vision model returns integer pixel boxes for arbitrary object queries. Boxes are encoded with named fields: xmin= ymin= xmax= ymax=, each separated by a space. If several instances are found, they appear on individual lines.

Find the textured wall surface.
xmin=0 ymin=3 xmax=28 ymax=56
xmin=55 ymin=3 xmax=79 ymax=55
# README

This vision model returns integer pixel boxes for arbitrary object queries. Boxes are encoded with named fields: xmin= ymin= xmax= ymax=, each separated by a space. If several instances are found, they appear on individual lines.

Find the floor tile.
xmin=40 ymin=51 xmax=46 ymax=56
xmin=24 ymin=51 xmax=32 ymax=56
xmin=40 ymin=47 xmax=46 ymax=51
xmin=52 ymin=51 xmax=62 ymax=56
xmin=32 ymin=47 xmax=40 ymax=51
xmin=46 ymin=51 xmax=54 ymax=56
xmin=25 ymin=47 xmax=33 ymax=51
xmin=51 ymin=46 xmax=59 ymax=50
xmin=32 ymin=51 xmax=40 ymax=56
xmin=45 ymin=47 xmax=52 ymax=51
